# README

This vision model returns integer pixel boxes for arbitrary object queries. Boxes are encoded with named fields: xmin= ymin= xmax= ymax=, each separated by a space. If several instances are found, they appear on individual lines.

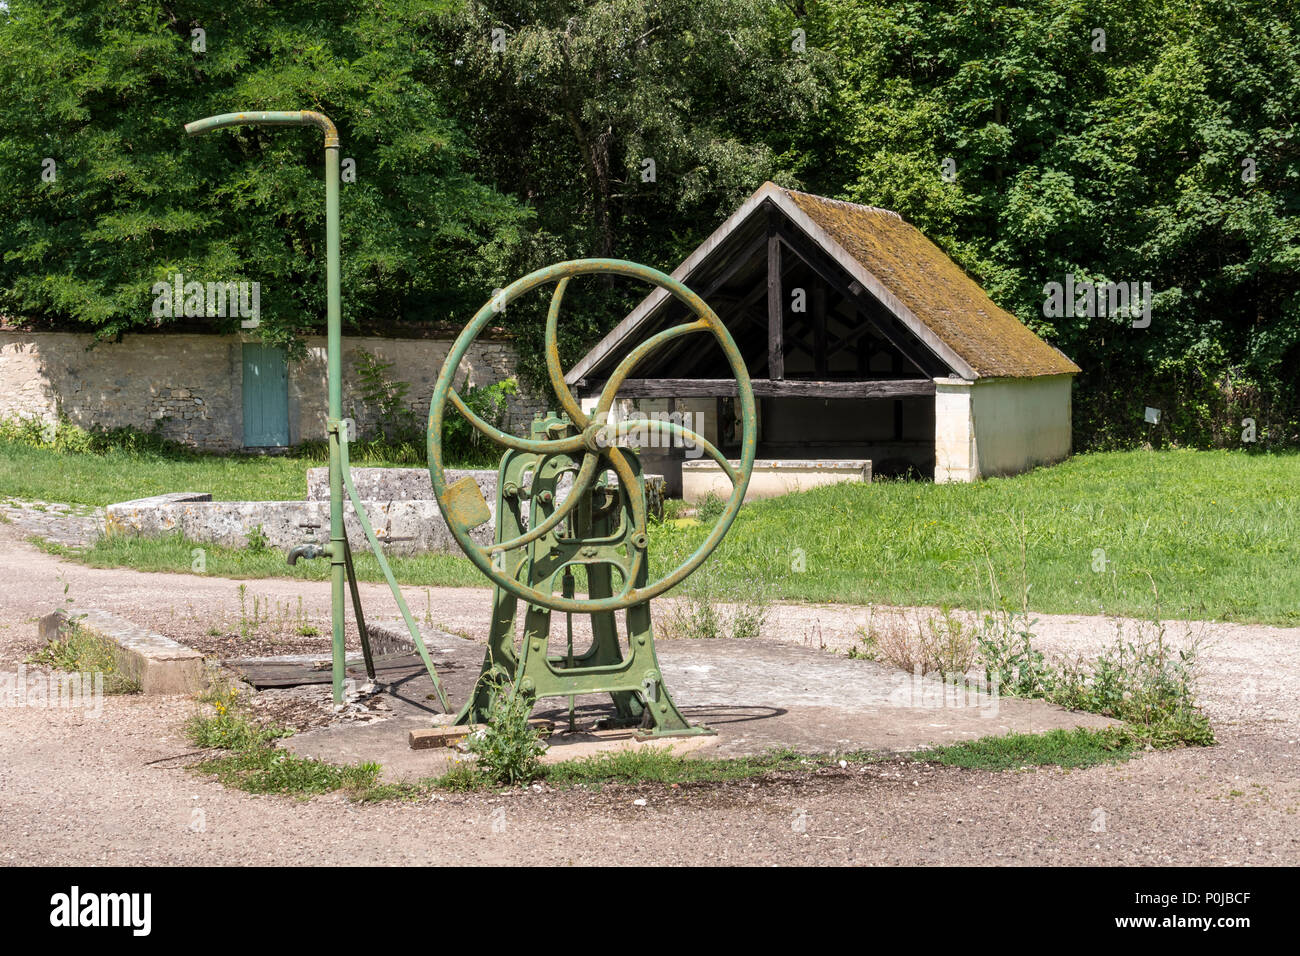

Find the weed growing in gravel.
xmin=853 ymin=565 xmax=1214 ymax=748
xmin=1049 ymin=621 xmax=1214 ymax=747
xmin=972 ymin=576 xmax=1214 ymax=746
xmin=857 ymin=606 xmax=978 ymax=680
xmin=184 ymin=686 xmax=392 ymax=799
xmin=431 ymin=759 xmax=491 ymax=792
xmin=542 ymin=747 xmax=817 ymax=788
xmin=657 ymin=564 xmax=771 ymax=640
xmin=464 ymin=685 xmax=548 ymax=785
xmin=185 ymin=687 xmax=290 ymax=750
xmin=28 ymin=622 xmax=140 ymax=695
xmin=197 ymin=748 xmax=384 ymax=798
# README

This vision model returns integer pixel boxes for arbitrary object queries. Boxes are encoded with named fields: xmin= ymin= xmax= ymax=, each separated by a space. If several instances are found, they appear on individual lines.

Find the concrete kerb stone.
xmin=39 ymin=607 xmax=207 ymax=696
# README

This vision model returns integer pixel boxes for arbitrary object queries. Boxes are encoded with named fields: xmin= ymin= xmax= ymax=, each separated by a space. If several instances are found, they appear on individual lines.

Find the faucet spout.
xmin=287 ymin=543 xmax=327 ymax=566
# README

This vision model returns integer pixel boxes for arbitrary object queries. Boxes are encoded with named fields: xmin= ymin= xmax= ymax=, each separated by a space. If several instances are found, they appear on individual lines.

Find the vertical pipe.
xmin=185 ymin=111 xmax=349 ymax=705
xmin=325 ymin=142 xmax=346 ymax=705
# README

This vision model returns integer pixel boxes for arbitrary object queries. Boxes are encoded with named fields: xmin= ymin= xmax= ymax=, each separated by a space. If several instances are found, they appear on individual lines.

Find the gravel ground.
xmin=1 ymin=520 xmax=1297 ymax=866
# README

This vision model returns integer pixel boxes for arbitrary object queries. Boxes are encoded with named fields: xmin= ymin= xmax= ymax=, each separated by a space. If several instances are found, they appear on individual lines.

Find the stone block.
xmin=682 ymin=459 xmax=871 ymax=504
xmin=38 ymin=608 xmax=207 ymax=695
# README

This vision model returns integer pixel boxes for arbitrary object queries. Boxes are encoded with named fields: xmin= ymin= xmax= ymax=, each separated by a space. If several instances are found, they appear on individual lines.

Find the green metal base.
xmin=454 ymin=416 xmax=708 ymax=738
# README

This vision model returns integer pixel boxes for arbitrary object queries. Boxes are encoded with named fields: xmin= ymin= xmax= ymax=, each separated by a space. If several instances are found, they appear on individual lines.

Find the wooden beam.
xmin=859 ymin=297 xmax=942 ymax=378
xmin=775 ymin=222 xmax=862 ymax=308
xmin=699 ymin=230 xmax=768 ymax=301
xmin=586 ymin=378 xmax=937 ymax=399
xmin=645 ymin=238 xmax=786 ymax=377
xmin=813 ymin=278 xmax=827 ymax=376
xmin=767 ymin=211 xmax=784 ymax=380
xmin=775 ymin=222 xmax=948 ymax=378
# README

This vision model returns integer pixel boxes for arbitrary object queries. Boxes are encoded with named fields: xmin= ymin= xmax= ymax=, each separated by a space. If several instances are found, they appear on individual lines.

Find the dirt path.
xmin=1 ymin=522 xmax=1297 ymax=865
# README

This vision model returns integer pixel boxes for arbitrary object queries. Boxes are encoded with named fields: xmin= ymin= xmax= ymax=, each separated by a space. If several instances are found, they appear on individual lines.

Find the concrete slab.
xmin=276 ymin=628 xmax=1115 ymax=782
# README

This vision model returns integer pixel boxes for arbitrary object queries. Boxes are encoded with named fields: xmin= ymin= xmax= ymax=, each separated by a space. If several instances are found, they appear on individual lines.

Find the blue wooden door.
xmin=241 ymin=343 xmax=289 ymax=447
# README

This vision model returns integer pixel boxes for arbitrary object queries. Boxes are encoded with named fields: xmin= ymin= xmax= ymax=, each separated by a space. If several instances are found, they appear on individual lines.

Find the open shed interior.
xmin=572 ymin=197 xmax=956 ymax=480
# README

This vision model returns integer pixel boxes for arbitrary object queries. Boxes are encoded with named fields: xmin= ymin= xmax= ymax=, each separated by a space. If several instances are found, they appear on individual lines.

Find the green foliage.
xmin=0 ymin=430 xmax=476 ymax=506
xmin=3 ymin=0 xmax=1296 ymax=451
xmin=542 ymin=747 xmax=810 ymax=787
xmin=352 ymin=352 xmax=420 ymax=443
xmin=186 ymin=686 xmax=387 ymax=798
xmin=438 ymin=0 xmax=835 ymax=387
xmin=659 ymin=562 xmax=771 ymax=640
xmin=442 ymin=377 xmax=519 ymax=465
xmin=36 ymin=528 xmax=487 ymax=588
xmin=195 ymin=747 xmax=383 ymax=797
xmin=185 ymin=687 xmax=289 ymax=750
xmin=0 ymin=0 xmax=530 ymax=345
xmin=432 ymin=760 xmax=490 ymax=792
xmin=244 ymin=524 xmax=270 ymax=553
xmin=810 ymin=0 xmax=1300 ymax=449
xmin=696 ymin=492 xmax=725 ymax=523
xmin=464 ymin=684 xmax=548 ymax=785
xmin=652 ymin=449 xmax=1300 ymax=625
xmin=923 ymin=728 xmax=1138 ymax=771
xmin=976 ymin=609 xmax=1053 ymax=698
xmin=1049 ymin=626 xmax=1216 ymax=747
xmin=0 ymin=415 xmax=192 ymax=458
xmin=973 ymin=595 xmax=1215 ymax=747
xmin=35 ymin=447 xmax=1300 ymax=627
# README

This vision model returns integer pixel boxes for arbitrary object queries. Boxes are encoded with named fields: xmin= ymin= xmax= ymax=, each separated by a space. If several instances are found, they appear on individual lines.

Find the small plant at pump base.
xmin=463 ymin=683 xmax=548 ymax=785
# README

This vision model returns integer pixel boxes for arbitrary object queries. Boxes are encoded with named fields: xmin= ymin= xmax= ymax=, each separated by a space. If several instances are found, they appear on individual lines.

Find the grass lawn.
xmin=654 ymin=448 xmax=1300 ymax=626
xmin=34 ymin=533 xmax=487 ymax=589
xmin=0 ymin=438 xmax=341 ymax=505
xmin=8 ymin=442 xmax=1299 ymax=625
xmin=0 ymin=437 xmax=477 ymax=506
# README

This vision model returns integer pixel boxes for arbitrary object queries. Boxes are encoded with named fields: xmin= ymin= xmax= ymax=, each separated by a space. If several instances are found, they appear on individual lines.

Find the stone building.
xmin=0 ymin=322 xmax=543 ymax=451
xmin=566 ymin=182 xmax=1080 ymax=495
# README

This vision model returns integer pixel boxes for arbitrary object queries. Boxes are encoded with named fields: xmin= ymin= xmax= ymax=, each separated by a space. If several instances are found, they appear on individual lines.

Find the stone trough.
xmin=104 ymin=467 xmax=665 ymax=555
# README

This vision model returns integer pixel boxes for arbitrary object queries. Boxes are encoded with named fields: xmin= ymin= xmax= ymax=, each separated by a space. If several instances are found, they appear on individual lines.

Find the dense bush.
xmin=0 ymin=415 xmax=195 ymax=457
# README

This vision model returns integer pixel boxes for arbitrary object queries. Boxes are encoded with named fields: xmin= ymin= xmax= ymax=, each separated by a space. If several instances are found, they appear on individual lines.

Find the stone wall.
xmin=104 ymin=491 xmax=493 ymax=556
xmin=0 ymin=330 xmax=544 ymax=451
xmin=0 ymin=331 xmax=242 ymax=449
xmin=307 ymin=334 xmax=545 ymax=444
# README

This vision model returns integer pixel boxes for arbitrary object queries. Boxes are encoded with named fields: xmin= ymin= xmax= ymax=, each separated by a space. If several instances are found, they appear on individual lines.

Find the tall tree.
xmin=436 ymin=0 xmax=835 ymax=380
xmin=0 ymin=0 xmax=532 ymax=345
xmin=811 ymin=0 xmax=1300 ymax=447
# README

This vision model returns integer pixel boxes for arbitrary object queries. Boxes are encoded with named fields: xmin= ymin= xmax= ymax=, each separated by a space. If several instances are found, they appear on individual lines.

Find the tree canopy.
xmin=1 ymin=0 xmax=1296 ymax=447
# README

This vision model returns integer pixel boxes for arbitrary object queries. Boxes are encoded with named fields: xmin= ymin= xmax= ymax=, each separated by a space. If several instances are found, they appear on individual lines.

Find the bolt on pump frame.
xmin=183 ymin=110 xmax=447 ymax=708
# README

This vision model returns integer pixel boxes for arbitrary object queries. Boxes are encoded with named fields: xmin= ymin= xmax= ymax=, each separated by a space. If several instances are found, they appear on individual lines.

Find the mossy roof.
xmin=568 ymin=181 xmax=1080 ymax=384
xmin=779 ymin=186 xmax=1079 ymax=378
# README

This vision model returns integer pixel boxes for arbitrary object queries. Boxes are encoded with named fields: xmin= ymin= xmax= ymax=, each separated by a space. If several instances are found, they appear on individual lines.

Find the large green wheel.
xmin=428 ymin=259 xmax=756 ymax=614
